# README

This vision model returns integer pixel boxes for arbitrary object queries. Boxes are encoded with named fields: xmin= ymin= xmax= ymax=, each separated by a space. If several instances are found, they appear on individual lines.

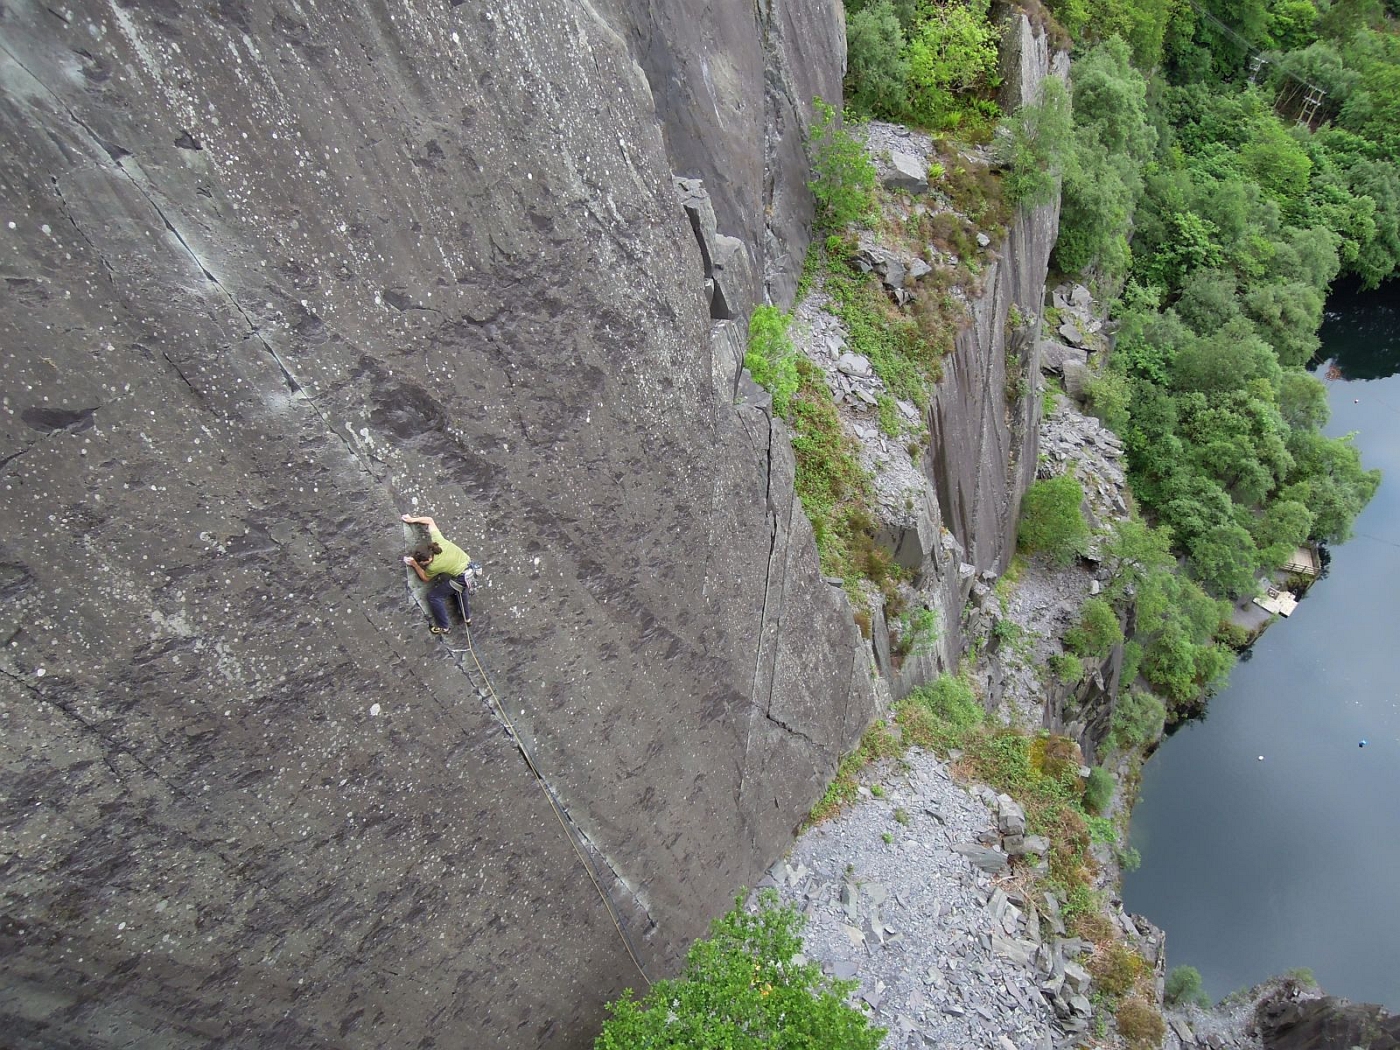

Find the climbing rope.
xmin=440 ymin=622 xmax=653 ymax=989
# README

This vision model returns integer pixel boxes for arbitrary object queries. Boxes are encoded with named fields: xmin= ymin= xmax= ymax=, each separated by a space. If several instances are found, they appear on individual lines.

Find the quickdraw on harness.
xmin=447 ymin=561 xmax=484 ymax=618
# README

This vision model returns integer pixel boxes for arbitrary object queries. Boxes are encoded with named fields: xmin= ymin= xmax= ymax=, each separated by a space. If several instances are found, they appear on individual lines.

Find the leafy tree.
xmin=1086 ymin=368 xmax=1133 ymax=434
xmin=1268 ymin=0 xmax=1319 ymax=50
xmin=1187 ymin=521 xmax=1261 ymax=598
xmin=1165 ymin=965 xmax=1211 ymax=1007
xmin=846 ymin=1 xmax=909 ymax=117
xmin=1242 ymin=280 xmax=1326 ymax=366
xmin=1139 ymin=209 xmax=1225 ymax=289
xmin=998 ymin=77 xmax=1073 ymax=205
xmin=1169 ymin=318 xmax=1281 ymax=395
xmin=1320 ymin=0 xmax=1387 ymax=42
xmin=1055 ymin=37 xmax=1156 ymax=277
xmin=596 ymin=892 xmax=886 ymax=1049
xmin=1017 ymin=475 xmax=1090 ymax=566
xmin=1252 ymin=498 xmax=1314 ymax=568
xmin=1135 ymin=567 xmax=1234 ymax=714
xmin=1281 ymin=429 xmax=1381 ymax=542
xmin=1239 ymin=118 xmax=1313 ymax=211
xmin=1174 ymin=269 xmax=1241 ymax=335
xmin=1278 ymin=369 xmax=1329 ymax=429
xmin=903 ymin=0 xmax=1001 ymax=130
xmin=1041 ymin=0 xmax=1175 ymax=67
xmin=808 ymin=99 xmax=876 ymax=230
xmin=1101 ymin=519 xmax=1176 ymax=597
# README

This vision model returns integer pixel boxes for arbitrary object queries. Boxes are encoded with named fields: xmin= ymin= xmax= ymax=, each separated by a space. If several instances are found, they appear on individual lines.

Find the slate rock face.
xmin=1258 ymin=994 xmax=1400 ymax=1050
xmin=0 ymin=1 xmax=867 ymax=1047
xmin=926 ymin=18 xmax=1067 ymax=579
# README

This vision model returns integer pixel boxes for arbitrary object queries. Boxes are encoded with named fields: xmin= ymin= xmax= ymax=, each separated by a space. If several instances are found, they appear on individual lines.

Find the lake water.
xmin=1121 ymin=280 xmax=1400 ymax=1010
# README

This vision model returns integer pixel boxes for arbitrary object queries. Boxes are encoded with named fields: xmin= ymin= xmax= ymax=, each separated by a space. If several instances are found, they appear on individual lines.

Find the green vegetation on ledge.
xmin=595 ymin=891 xmax=885 ymax=1049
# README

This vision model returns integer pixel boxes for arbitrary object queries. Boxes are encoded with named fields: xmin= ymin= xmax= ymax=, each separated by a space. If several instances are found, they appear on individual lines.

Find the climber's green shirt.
xmin=427 ymin=525 xmax=470 ymax=578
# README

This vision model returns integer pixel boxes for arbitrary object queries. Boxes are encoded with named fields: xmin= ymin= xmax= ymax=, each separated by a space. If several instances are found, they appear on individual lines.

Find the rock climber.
xmin=401 ymin=513 xmax=472 ymax=634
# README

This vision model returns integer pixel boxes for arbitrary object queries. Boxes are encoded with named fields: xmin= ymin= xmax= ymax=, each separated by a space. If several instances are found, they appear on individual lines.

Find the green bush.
xmin=1118 ymin=640 xmax=1144 ymax=691
xmin=1133 ymin=566 xmax=1236 ymax=717
xmin=1017 ymin=474 xmax=1089 ymax=566
xmin=1048 ymin=652 xmax=1085 ymax=684
xmin=895 ymin=606 xmax=940 ymax=658
xmin=1064 ymin=597 xmax=1124 ymax=659
xmin=1284 ymin=967 xmax=1318 ymax=988
xmin=596 ymin=891 xmax=886 ymax=1049
xmin=745 ymin=305 xmax=800 ymax=416
xmin=1086 ymin=369 xmax=1132 ymax=434
xmin=1110 ymin=688 xmax=1165 ymax=751
xmin=1083 ymin=766 xmax=1114 ymax=814
xmin=788 ymin=359 xmax=874 ymax=580
xmin=841 ymin=0 xmax=1001 ymax=132
xmin=1165 ymin=965 xmax=1210 ymax=1007
xmin=897 ymin=674 xmax=983 ymax=751
xmin=1090 ymin=941 xmax=1150 ymax=998
xmin=1053 ymin=36 xmax=1156 ymax=279
xmin=1115 ymin=996 xmax=1166 ymax=1050
xmin=845 ymin=0 xmax=910 ymax=116
xmin=876 ymin=392 xmax=901 ymax=437
xmin=902 ymin=0 xmax=1002 ymax=131
xmin=808 ymin=99 xmax=876 ymax=231
xmin=998 ymin=77 xmax=1074 ymax=205
xmin=821 ymin=253 xmax=935 ymax=406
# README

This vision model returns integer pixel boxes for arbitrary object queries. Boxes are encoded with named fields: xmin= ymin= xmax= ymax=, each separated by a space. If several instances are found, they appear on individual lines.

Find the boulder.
xmin=837 ymin=352 xmax=873 ymax=377
xmin=1063 ymin=360 xmax=1092 ymax=401
xmin=1039 ymin=340 xmax=1088 ymax=375
xmin=954 ymin=843 xmax=1010 ymax=873
xmin=1063 ymin=961 xmax=1092 ymax=995
xmin=853 ymin=239 xmax=910 ymax=291
xmin=996 ymin=794 xmax=1027 ymax=835
xmin=885 ymin=150 xmax=929 ymax=193
xmin=991 ymin=933 xmax=1037 ymax=967
xmin=1058 ymin=321 xmax=1085 ymax=346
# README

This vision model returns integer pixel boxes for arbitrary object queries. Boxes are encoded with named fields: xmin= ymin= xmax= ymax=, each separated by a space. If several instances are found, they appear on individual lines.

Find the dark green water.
xmin=1122 ymin=280 xmax=1400 ymax=1010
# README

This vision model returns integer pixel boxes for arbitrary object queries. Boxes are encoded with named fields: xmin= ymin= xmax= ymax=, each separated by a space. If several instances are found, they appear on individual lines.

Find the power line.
xmin=1184 ymin=0 xmax=1331 ymax=118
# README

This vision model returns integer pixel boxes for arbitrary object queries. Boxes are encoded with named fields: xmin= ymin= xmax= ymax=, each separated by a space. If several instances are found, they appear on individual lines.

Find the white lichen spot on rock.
xmin=370 ymin=703 xmax=381 ymax=717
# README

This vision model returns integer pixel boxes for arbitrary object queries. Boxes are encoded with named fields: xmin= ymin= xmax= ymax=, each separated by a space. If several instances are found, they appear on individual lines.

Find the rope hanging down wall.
xmin=438 ymin=623 xmax=654 ymax=989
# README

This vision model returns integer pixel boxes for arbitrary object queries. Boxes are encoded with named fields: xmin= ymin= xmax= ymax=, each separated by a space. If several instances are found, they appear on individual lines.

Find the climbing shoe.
xmin=429 ymin=625 xmax=450 ymax=635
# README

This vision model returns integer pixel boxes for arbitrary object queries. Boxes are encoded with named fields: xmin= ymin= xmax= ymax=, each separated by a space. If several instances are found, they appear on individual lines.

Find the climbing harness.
xmin=439 ymin=621 xmax=653 ymax=989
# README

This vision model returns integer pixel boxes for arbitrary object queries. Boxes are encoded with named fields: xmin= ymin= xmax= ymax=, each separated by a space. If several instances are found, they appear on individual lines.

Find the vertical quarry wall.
xmin=0 ymin=1 xmax=867 ymax=1046
xmin=927 ymin=15 xmax=1066 ymax=580
xmin=0 ymin=2 xmax=1058 ymax=1047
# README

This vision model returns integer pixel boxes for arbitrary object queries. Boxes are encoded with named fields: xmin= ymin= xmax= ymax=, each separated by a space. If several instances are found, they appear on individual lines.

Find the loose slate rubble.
xmin=770 ymin=749 xmax=1138 ymax=1050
